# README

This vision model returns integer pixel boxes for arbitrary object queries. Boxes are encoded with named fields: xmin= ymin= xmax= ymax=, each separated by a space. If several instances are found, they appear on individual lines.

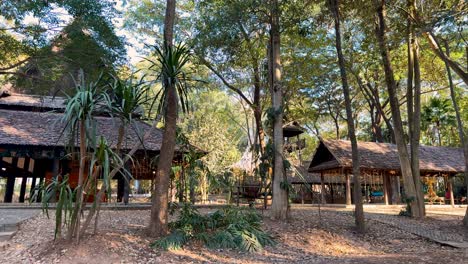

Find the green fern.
xmin=152 ymin=204 xmax=275 ymax=252
xmin=151 ymin=230 xmax=188 ymax=250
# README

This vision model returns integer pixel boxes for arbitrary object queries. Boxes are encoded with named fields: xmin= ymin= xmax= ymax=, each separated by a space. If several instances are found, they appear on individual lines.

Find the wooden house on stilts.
xmin=0 ymin=92 xmax=203 ymax=203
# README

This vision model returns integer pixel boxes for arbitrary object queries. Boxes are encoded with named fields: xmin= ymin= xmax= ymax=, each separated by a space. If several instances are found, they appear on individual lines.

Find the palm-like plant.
xmin=103 ymin=74 xmax=151 ymax=204
xmin=61 ymin=72 xmax=106 ymax=242
xmin=148 ymin=43 xmax=193 ymax=116
xmin=104 ymin=74 xmax=150 ymax=145
xmin=147 ymin=43 xmax=195 ymax=236
xmin=80 ymin=136 xmax=127 ymax=235
xmin=421 ymin=97 xmax=456 ymax=145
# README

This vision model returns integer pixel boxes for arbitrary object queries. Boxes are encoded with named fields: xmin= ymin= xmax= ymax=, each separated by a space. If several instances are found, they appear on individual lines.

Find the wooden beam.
xmin=320 ymin=172 xmax=326 ymax=204
xmin=19 ymin=157 xmax=30 ymax=203
xmin=3 ymin=157 xmax=18 ymax=203
xmin=117 ymin=176 xmax=124 ymax=203
xmin=30 ymin=159 xmax=45 ymax=202
xmin=123 ymin=162 xmax=131 ymax=204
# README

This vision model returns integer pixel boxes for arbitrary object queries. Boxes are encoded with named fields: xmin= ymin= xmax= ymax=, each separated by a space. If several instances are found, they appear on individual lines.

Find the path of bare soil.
xmin=0 ymin=206 xmax=467 ymax=263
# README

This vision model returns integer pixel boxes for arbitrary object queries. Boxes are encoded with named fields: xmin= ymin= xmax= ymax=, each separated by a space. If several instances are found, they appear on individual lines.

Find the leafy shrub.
xmin=152 ymin=204 xmax=275 ymax=252
xmin=399 ymin=196 xmax=414 ymax=217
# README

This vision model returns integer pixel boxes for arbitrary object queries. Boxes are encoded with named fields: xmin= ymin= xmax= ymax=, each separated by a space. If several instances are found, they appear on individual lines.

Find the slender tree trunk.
xmin=270 ymin=0 xmax=288 ymax=220
xmin=407 ymin=0 xmax=425 ymax=218
xmin=253 ymin=63 xmax=266 ymax=155
xmin=69 ymin=119 xmax=86 ymax=242
xmin=374 ymin=0 xmax=420 ymax=218
xmin=80 ymin=166 xmax=103 ymax=236
xmin=333 ymin=116 xmax=340 ymax=139
xmin=330 ymin=0 xmax=365 ymax=232
xmin=424 ymin=32 xmax=468 ymax=85
xmin=149 ymin=0 xmax=177 ymax=237
xmin=442 ymin=41 xmax=468 ymax=226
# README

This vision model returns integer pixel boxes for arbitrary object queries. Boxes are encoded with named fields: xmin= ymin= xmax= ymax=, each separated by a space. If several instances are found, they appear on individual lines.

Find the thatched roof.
xmin=308 ymin=139 xmax=465 ymax=175
xmin=0 ymin=93 xmax=66 ymax=111
xmin=0 ymin=109 xmax=164 ymax=152
xmin=0 ymin=93 xmax=205 ymax=155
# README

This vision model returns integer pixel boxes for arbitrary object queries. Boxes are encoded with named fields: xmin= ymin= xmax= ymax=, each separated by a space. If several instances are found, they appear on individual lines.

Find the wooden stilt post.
xmin=320 ymin=172 xmax=326 ymax=204
xmin=50 ymin=159 xmax=60 ymax=203
xmin=4 ymin=157 xmax=18 ymax=203
xmin=300 ymin=184 xmax=305 ymax=204
xmin=4 ymin=176 xmax=15 ymax=203
xmin=117 ymin=176 xmax=124 ymax=202
xmin=31 ymin=160 xmax=48 ymax=202
xmin=19 ymin=158 xmax=31 ymax=203
xmin=345 ymin=171 xmax=351 ymax=206
xmin=30 ymin=159 xmax=38 ymax=201
xmin=122 ymin=162 xmax=130 ymax=205
xmin=383 ymin=173 xmax=389 ymax=205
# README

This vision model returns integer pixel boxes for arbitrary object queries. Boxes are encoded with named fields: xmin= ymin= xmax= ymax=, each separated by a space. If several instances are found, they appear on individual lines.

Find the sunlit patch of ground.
xmin=0 ymin=206 xmax=466 ymax=263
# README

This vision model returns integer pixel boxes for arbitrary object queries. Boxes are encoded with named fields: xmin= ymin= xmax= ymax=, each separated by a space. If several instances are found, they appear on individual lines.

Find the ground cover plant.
xmin=153 ymin=204 xmax=275 ymax=252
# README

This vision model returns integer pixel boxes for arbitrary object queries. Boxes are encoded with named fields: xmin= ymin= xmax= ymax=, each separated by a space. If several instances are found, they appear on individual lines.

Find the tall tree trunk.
xmin=330 ymin=0 xmax=365 ymax=232
xmin=407 ymin=0 xmax=425 ymax=217
xmin=374 ymin=0 xmax=420 ymax=218
xmin=270 ymin=0 xmax=288 ymax=220
xmin=149 ymin=0 xmax=177 ymax=237
xmin=442 ymin=41 xmax=468 ymax=226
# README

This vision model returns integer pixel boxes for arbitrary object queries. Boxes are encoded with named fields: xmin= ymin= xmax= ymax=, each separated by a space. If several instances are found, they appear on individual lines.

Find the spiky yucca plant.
xmin=61 ymin=72 xmax=106 ymax=242
xmin=32 ymin=175 xmax=74 ymax=239
xmin=80 ymin=136 xmax=128 ymax=235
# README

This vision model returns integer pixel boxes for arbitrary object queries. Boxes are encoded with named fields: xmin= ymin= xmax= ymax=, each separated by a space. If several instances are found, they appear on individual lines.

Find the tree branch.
xmin=197 ymin=56 xmax=254 ymax=106
xmin=0 ymin=58 xmax=30 ymax=71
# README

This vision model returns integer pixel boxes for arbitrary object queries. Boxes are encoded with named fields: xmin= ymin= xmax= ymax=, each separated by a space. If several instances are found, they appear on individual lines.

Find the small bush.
xmin=152 ymin=204 xmax=275 ymax=252
xmin=399 ymin=197 xmax=414 ymax=217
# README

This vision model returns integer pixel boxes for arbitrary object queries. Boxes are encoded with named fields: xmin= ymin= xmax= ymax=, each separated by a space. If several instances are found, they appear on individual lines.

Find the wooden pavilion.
xmin=306 ymin=139 xmax=465 ymax=205
xmin=0 ymin=92 xmax=202 ymax=203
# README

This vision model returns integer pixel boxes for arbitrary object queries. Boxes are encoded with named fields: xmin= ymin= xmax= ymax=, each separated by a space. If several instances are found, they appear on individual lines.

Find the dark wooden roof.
xmin=308 ymin=139 xmax=465 ymax=174
xmin=283 ymin=121 xmax=305 ymax=138
xmin=0 ymin=93 xmax=205 ymax=155
xmin=0 ymin=109 xmax=164 ymax=152
xmin=0 ymin=93 xmax=66 ymax=111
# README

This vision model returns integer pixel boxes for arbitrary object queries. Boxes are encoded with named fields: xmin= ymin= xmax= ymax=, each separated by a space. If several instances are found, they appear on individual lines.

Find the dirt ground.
xmin=0 ymin=206 xmax=467 ymax=264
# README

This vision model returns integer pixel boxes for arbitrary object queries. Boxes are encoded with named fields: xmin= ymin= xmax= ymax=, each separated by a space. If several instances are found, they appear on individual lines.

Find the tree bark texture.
xmin=270 ymin=0 xmax=289 ymax=220
xmin=330 ymin=0 xmax=365 ymax=232
xmin=442 ymin=41 xmax=468 ymax=226
xmin=149 ymin=0 xmax=177 ymax=237
xmin=374 ymin=0 xmax=420 ymax=218
xmin=407 ymin=0 xmax=425 ymax=217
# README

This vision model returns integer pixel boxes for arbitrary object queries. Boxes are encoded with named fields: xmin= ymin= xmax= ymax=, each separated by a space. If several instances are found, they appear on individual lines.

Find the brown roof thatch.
xmin=0 ymin=93 xmax=66 ymax=111
xmin=308 ymin=139 xmax=465 ymax=174
xmin=0 ymin=93 xmax=206 ymax=155
xmin=0 ymin=109 xmax=164 ymax=152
